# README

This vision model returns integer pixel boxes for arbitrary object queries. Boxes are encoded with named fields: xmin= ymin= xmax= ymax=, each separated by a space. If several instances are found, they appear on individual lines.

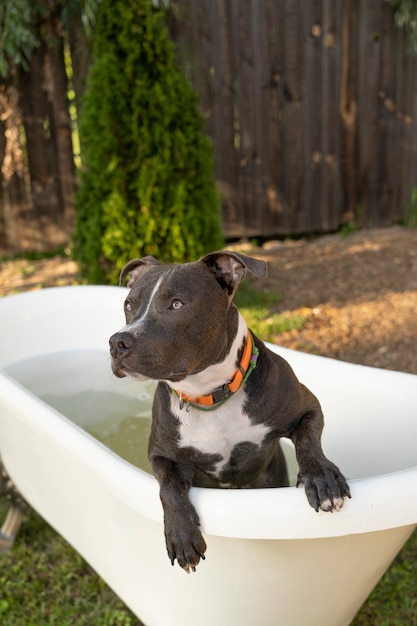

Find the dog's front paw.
xmin=164 ymin=509 xmax=207 ymax=573
xmin=297 ymin=461 xmax=351 ymax=512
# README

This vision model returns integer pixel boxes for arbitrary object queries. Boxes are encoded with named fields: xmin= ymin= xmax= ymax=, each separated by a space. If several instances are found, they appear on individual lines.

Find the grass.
xmin=351 ymin=530 xmax=417 ymax=625
xmin=1 ymin=275 xmax=416 ymax=624
xmin=0 ymin=499 xmax=142 ymax=625
xmin=233 ymin=280 xmax=306 ymax=337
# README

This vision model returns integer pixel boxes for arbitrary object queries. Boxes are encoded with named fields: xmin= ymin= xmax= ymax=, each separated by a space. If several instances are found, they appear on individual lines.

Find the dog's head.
xmin=109 ymin=251 xmax=267 ymax=382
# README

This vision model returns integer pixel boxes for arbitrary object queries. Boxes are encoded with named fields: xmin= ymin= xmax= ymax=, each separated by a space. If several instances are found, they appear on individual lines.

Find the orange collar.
xmin=174 ymin=331 xmax=258 ymax=410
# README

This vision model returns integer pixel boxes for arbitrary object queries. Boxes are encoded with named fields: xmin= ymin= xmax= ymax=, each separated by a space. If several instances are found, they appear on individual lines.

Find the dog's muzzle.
xmin=109 ymin=331 xmax=134 ymax=359
xmin=109 ymin=331 xmax=135 ymax=378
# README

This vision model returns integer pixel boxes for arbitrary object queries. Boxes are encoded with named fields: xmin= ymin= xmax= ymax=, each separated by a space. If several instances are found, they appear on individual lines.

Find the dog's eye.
xmin=170 ymin=299 xmax=183 ymax=310
xmin=124 ymin=300 xmax=132 ymax=313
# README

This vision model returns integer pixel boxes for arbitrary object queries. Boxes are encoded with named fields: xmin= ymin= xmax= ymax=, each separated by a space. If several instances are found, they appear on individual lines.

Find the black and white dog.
xmin=109 ymin=251 xmax=350 ymax=572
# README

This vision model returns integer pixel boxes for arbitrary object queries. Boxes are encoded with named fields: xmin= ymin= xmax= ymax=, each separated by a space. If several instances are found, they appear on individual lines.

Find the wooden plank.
xmin=320 ymin=0 xmax=344 ymax=231
xmin=194 ymin=0 xmax=216 ymax=125
xmin=210 ymin=0 xmax=239 ymax=237
xmin=396 ymin=32 xmax=417 ymax=222
xmin=374 ymin=0 xmax=396 ymax=226
xmin=261 ymin=0 xmax=287 ymax=235
xmin=249 ymin=0 xmax=267 ymax=235
xmin=281 ymin=0 xmax=304 ymax=233
xmin=387 ymin=9 xmax=403 ymax=224
xmin=357 ymin=0 xmax=383 ymax=226
xmin=230 ymin=0 xmax=272 ymax=238
xmin=339 ymin=0 xmax=359 ymax=225
xmin=402 ymin=44 xmax=417 ymax=222
xmin=301 ymin=0 xmax=322 ymax=233
xmin=233 ymin=0 xmax=255 ymax=235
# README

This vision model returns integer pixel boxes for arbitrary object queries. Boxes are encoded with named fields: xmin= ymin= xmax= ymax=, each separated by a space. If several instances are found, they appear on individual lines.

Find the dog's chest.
xmin=171 ymin=391 xmax=271 ymax=476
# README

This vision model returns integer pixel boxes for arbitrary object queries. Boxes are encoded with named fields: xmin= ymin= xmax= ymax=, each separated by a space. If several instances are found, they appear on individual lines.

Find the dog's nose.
xmin=109 ymin=332 xmax=135 ymax=356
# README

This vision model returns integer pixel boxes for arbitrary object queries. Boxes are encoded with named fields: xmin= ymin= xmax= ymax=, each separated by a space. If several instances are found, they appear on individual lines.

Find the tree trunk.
xmin=18 ymin=44 xmax=63 ymax=251
xmin=43 ymin=9 xmax=76 ymax=237
xmin=0 ymin=93 xmax=8 ymax=251
xmin=0 ymin=80 xmax=35 ymax=253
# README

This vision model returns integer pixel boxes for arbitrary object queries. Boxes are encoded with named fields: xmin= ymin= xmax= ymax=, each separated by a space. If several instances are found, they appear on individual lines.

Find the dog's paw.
xmin=297 ymin=461 xmax=351 ymax=512
xmin=164 ymin=511 xmax=207 ymax=573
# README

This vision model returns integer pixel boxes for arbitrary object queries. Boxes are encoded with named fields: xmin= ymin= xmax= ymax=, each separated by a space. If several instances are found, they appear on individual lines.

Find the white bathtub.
xmin=0 ymin=286 xmax=416 ymax=626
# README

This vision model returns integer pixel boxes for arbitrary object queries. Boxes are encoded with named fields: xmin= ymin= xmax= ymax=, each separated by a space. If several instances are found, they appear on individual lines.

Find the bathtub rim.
xmin=1 ymin=367 xmax=417 ymax=541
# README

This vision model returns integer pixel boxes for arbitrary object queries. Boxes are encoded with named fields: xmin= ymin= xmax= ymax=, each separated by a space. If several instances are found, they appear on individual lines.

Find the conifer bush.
xmin=74 ymin=0 xmax=223 ymax=283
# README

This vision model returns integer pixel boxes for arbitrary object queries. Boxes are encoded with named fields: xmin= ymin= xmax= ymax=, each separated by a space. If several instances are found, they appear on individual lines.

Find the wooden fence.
xmin=171 ymin=0 xmax=417 ymax=238
xmin=1 ymin=0 xmax=417 ymax=255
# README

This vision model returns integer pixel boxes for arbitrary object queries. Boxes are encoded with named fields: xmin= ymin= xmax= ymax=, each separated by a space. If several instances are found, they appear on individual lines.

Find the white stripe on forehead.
xmin=123 ymin=267 xmax=173 ymax=332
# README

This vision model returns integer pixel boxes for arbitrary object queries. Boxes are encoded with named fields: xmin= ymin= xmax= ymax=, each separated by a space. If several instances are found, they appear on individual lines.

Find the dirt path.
xmin=235 ymin=225 xmax=417 ymax=374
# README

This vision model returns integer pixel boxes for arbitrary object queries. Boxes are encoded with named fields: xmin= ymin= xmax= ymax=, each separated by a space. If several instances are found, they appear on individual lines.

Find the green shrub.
xmin=74 ymin=0 xmax=223 ymax=283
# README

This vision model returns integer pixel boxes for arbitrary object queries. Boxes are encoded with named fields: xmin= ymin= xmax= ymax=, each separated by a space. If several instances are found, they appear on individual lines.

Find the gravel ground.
xmin=1 ymin=225 xmax=416 ymax=374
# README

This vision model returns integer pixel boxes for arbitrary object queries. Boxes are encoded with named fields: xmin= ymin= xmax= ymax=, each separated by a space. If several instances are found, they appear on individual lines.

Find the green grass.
xmin=234 ymin=280 xmax=306 ymax=338
xmin=1 ymin=277 xmax=416 ymax=624
xmin=0 ymin=499 xmax=142 ymax=626
xmin=351 ymin=529 xmax=417 ymax=625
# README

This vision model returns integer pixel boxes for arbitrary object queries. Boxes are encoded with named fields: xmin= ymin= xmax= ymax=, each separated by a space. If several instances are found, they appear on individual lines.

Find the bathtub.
xmin=0 ymin=285 xmax=416 ymax=626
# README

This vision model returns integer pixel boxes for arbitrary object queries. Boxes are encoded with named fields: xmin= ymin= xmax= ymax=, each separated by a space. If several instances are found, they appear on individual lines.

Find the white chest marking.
xmin=172 ymin=390 xmax=271 ymax=476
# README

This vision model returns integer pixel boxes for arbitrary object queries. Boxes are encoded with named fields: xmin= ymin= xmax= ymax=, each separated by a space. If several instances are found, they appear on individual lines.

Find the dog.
xmin=109 ymin=251 xmax=351 ymax=572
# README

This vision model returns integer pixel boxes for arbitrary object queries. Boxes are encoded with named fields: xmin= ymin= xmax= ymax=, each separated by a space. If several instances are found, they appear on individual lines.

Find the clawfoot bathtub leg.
xmin=0 ymin=459 xmax=28 ymax=553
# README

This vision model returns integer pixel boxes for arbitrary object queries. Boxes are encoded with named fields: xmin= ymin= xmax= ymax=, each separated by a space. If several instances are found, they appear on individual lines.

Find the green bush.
xmin=74 ymin=0 xmax=223 ymax=283
xmin=387 ymin=0 xmax=417 ymax=53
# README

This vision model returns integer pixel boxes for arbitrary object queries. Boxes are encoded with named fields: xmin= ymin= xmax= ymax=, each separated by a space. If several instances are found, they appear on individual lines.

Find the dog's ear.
xmin=119 ymin=256 xmax=162 ymax=287
xmin=201 ymin=250 xmax=267 ymax=295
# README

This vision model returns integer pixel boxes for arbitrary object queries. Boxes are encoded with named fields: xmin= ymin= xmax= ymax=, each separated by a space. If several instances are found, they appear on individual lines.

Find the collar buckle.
xmin=211 ymin=383 xmax=232 ymax=405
